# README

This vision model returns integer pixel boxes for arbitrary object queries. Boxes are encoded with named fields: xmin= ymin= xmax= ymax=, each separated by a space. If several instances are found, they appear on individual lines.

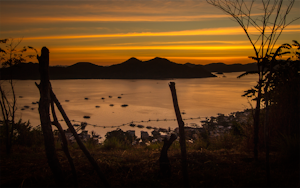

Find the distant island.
xmin=203 ymin=62 xmax=257 ymax=73
xmin=0 ymin=57 xmax=257 ymax=80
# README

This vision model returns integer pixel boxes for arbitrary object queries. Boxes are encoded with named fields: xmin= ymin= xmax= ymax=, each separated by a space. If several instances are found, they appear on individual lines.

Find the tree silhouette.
xmin=207 ymin=0 xmax=299 ymax=161
xmin=0 ymin=38 xmax=36 ymax=154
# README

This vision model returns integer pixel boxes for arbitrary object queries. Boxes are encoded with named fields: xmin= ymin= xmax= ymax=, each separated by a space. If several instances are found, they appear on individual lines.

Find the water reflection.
xmin=5 ymin=72 xmax=257 ymax=140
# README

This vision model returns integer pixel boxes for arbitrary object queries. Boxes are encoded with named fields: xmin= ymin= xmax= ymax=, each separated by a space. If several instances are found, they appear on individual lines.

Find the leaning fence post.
xmin=169 ymin=82 xmax=189 ymax=187
xmin=37 ymin=47 xmax=64 ymax=185
xmin=50 ymin=100 xmax=78 ymax=187
xmin=50 ymin=88 xmax=110 ymax=187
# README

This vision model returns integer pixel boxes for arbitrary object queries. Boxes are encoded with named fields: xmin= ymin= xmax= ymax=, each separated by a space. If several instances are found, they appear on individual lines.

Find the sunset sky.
xmin=1 ymin=0 xmax=299 ymax=66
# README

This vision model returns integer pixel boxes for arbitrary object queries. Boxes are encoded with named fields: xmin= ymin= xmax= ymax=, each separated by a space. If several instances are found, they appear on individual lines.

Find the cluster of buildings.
xmin=58 ymin=109 xmax=253 ymax=145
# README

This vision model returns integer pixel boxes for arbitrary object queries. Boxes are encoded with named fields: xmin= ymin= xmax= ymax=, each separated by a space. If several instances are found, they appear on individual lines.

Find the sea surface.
xmin=1 ymin=72 xmax=257 ymax=141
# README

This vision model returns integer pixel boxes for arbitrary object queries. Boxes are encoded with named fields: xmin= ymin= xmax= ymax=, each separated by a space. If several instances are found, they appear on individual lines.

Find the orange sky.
xmin=1 ymin=0 xmax=299 ymax=66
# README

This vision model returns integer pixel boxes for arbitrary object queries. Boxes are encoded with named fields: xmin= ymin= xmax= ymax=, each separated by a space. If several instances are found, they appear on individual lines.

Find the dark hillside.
xmin=203 ymin=62 xmax=257 ymax=72
xmin=0 ymin=62 xmax=40 ymax=79
xmin=105 ymin=57 xmax=214 ymax=79
xmin=0 ymin=58 xmax=215 ymax=79
xmin=62 ymin=62 xmax=104 ymax=79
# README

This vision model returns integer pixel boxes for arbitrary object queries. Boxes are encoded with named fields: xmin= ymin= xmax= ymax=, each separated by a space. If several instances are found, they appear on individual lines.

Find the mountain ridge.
xmin=0 ymin=57 xmax=215 ymax=79
xmin=203 ymin=62 xmax=257 ymax=72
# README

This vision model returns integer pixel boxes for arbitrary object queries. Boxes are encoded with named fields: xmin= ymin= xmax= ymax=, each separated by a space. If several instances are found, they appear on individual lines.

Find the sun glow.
xmin=23 ymin=24 xmax=300 ymax=41
xmin=52 ymin=45 xmax=254 ymax=51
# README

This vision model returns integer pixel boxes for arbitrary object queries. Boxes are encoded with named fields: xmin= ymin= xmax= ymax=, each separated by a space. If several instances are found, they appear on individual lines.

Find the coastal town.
xmin=59 ymin=109 xmax=253 ymax=146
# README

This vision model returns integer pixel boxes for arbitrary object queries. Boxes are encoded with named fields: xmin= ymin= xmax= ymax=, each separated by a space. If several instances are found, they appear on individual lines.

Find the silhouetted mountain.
xmin=0 ymin=58 xmax=215 ymax=79
xmin=120 ymin=57 xmax=143 ymax=66
xmin=0 ymin=62 xmax=40 ymax=79
xmin=203 ymin=62 xmax=257 ymax=73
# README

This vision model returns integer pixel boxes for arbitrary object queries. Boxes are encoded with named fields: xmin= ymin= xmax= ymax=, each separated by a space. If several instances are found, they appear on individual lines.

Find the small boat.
xmin=95 ymin=106 xmax=100 ymax=108
xmin=109 ymin=96 xmax=112 ymax=98
xmin=137 ymin=125 xmax=144 ymax=128
xmin=146 ymin=126 xmax=152 ymax=129
xmin=65 ymin=100 xmax=69 ymax=102
xmin=129 ymin=123 xmax=136 ymax=127
xmin=121 ymin=104 xmax=128 ymax=107
xmin=83 ymin=116 xmax=90 ymax=119
xmin=118 ymin=96 xmax=122 ymax=99
xmin=101 ymin=97 xmax=105 ymax=100
xmin=84 ymin=98 xmax=89 ymax=100
xmin=109 ymin=104 xmax=114 ymax=107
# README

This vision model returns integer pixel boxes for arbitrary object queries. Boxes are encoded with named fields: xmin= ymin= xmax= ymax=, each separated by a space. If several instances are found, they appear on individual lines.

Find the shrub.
xmin=209 ymin=133 xmax=237 ymax=150
xmin=84 ymin=138 xmax=100 ymax=151
xmin=192 ymin=129 xmax=210 ymax=150
xmin=192 ymin=139 xmax=210 ymax=150
xmin=16 ymin=121 xmax=44 ymax=147
xmin=231 ymin=121 xmax=245 ymax=137
xmin=0 ymin=120 xmax=44 ymax=148
xmin=105 ymin=128 xmax=136 ymax=144
xmin=101 ymin=137 xmax=130 ymax=150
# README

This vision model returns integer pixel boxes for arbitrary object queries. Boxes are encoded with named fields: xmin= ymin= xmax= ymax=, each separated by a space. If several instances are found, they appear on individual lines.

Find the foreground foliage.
xmin=1 ymin=143 xmax=298 ymax=187
xmin=0 ymin=118 xmax=299 ymax=187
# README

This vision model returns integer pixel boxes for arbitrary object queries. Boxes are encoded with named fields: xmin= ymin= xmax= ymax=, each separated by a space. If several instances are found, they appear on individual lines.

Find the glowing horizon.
xmin=22 ymin=25 xmax=300 ymax=40
xmin=1 ymin=0 xmax=299 ymax=66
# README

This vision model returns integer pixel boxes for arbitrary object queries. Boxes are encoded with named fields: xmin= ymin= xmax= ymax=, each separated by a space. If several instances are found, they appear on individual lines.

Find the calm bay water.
xmin=3 ymin=72 xmax=257 ymax=140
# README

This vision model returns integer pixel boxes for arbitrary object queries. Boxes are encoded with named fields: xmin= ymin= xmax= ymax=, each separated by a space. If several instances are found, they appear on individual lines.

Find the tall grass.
xmin=145 ymin=141 xmax=163 ymax=151
xmin=192 ymin=132 xmax=242 ymax=151
xmin=101 ymin=137 xmax=131 ymax=150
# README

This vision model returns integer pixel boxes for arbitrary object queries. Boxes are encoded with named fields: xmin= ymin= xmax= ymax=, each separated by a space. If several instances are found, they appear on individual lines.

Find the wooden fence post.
xmin=50 ymin=88 xmax=110 ymax=187
xmin=159 ymin=133 xmax=177 ymax=176
xmin=36 ymin=46 xmax=110 ymax=187
xmin=37 ymin=47 xmax=64 ymax=185
xmin=169 ymin=82 xmax=189 ymax=187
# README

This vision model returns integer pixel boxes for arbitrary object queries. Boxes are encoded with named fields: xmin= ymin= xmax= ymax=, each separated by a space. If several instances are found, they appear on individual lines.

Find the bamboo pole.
xmin=169 ymin=82 xmax=189 ymax=187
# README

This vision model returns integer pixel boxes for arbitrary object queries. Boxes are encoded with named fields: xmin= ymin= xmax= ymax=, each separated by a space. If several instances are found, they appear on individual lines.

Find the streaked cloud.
xmin=23 ymin=25 xmax=300 ymax=40
xmin=146 ymin=40 xmax=250 ymax=45
xmin=0 ymin=0 xmax=226 ymax=24
xmin=53 ymin=45 xmax=254 ymax=51
xmin=1 ymin=0 xmax=299 ymax=65
xmin=3 ymin=14 xmax=234 ymax=24
xmin=23 ymin=27 xmax=242 ymax=40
